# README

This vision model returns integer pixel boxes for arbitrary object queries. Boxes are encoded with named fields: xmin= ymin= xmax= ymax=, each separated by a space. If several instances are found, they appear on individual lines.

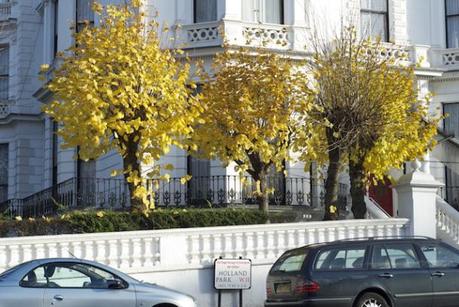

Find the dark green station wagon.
xmin=265 ymin=237 xmax=459 ymax=307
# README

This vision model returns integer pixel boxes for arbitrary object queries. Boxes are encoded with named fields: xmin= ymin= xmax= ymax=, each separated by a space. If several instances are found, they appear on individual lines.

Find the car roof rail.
xmin=334 ymin=235 xmax=434 ymax=242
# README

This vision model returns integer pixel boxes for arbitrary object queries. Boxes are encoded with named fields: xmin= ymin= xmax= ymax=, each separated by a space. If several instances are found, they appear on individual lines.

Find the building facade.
xmin=0 ymin=0 xmax=458 ymax=212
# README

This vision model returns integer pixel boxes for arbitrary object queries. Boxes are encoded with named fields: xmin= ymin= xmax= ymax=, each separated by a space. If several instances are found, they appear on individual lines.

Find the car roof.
xmin=0 ymin=258 xmax=138 ymax=284
xmin=284 ymin=237 xmax=439 ymax=254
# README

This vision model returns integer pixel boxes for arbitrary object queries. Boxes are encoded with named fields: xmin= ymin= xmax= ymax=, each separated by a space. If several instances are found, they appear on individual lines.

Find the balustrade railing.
xmin=0 ymin=218 xmax=410 ymax=272
xmin=0 ymin=2 xmax=11 ymax=20
xmin=436 ymin=195 xmax=459 ymax=247
xmin=0 ymin=100 xmax=12 ymax=119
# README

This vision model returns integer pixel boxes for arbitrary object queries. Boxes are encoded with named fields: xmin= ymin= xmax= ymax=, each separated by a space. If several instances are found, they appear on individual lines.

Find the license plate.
xmin=275 ymin=283 xmax=291 ymax=294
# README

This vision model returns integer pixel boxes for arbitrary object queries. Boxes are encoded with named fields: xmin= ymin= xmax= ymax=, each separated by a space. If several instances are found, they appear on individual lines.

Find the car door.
xmin=369 ymin=243 xmax=432 ymax=307
xmin=310 ymin=243 xmax=371 ymax=307
xmin=15 ymin=266 xmax=47 ymax=307
xmin=417 ymin=242 xmax=459 ymax=307
xmin=40 ymin=262 xmax=136 ymax=307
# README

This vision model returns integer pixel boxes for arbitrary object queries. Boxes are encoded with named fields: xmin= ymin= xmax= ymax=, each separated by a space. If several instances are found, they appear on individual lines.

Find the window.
xmin=53 ymin=0 xmax=59 ymax=57
xmin=76 ymin=0 xmax=95 ymax=33
xmin=420 ymin=244 xmax=459 ymax=268
xmin=444 ymin=103 xmax=459 ymax=139
xmin=52 ymin=120 xmax=58 ymax=187
xmin=0 ymin=46 xmax=8 ymax=100
xmin=360 ymin=0 xmax=389 ymax=41
xmin=371 ymin=244 xmax=421 ymax=269
xmin=0 ymin=144 xmax=8 ymax=202
xmin=315 ymin=246 xmax=367 ymax=271
xmin=21 ymin=262 xmax=125 ymax=289
xmin=194 ymin=0 xmax=217 ymax=23
xmin=242 ymin=0 xmax=284 ymax=24
xmin=271 ymin=250 xmax=308 ymax=273
xmin=446 ymin=0 xmax=459 ymax=48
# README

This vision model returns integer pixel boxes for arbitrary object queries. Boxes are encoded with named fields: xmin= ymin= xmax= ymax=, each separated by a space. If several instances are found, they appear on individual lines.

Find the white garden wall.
xmin=0 ymin=219 xmax=410 ymax=307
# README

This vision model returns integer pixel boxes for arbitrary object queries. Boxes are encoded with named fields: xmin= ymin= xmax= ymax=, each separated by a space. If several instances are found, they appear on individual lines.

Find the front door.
xmin=418 ymin=242 xmax=459 ymax=307
xmin=26 ymin=262 xmax=135 ymax=307
xmin=370 ymin=243 xmax=432 ymax=307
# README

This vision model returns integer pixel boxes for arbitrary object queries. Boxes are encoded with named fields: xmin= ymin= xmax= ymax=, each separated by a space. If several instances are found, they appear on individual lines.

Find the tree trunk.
xmin=257 ymin=172 xmax=269 ymax=214
xmin=323 ymin=128 xmax=341 ymax=220
xmin=349 ymin=158 xmax=367 ymax=219
xmin=122 ymin=144 xmax=144 ymax=213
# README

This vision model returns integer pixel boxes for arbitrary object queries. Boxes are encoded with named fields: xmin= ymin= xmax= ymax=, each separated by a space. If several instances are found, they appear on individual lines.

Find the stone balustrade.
xmin=0 ymin=219 xmax=410 ymax=273
xmin=437 ymin=195 xmax=459 ymax=248
xmin=0 ymin=100 xmax=12 ymax=119
xmin=0 ymin=2 xmax=11 ymax=21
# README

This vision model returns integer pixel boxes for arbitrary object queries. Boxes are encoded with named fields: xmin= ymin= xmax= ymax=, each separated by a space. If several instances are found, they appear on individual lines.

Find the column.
xmin=395 ymin=160 xmax=443 ymax=238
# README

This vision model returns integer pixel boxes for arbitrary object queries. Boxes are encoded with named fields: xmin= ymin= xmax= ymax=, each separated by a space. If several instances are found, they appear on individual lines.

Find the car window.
xmin=420 ymin=244 xmax=459 ymax=268
xmin=20 ymin=262 xmax=124 ymax=289
xmin=271 ymin=250 xmax=308 ymax=273
xmin=315 ymin=246 xmax=366 ymax=271
xmin=372 ymin=244 xmax=420 ymax=269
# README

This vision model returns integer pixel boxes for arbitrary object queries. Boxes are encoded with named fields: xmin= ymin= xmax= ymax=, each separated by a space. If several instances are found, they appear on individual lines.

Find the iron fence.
xmin=0 ymin=176 xmax=350 ymax=218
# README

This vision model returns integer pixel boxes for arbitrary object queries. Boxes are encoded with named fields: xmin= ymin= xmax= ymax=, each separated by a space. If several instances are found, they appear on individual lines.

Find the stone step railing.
xmin=0 ymin=219 xmax=410 ymax=273
xmin=436 ymin=195 xmax=459 ymax=248
xmin=365 ymin=195 xmax=391 ymax=219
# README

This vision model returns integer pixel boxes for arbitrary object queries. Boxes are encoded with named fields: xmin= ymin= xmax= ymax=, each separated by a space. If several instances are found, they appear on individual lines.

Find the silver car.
xmin=0 ymin=258 xmax=196 ymax=307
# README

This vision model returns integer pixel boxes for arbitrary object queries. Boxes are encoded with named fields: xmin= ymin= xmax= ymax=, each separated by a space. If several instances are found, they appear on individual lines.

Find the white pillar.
xmin=395 ymin=160 xmax=443 ymax=238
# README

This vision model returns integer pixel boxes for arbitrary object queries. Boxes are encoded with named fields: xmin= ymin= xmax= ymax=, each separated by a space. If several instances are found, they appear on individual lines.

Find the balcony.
xmin=0 ymin=2 xmax=12 ymax=22
xmin=0 ymin=99 xmax=12 ymax=119
xmin=431 ymin=48 xmax=459 ymax=71
xmin=176 ymin=20 xmax=309 ymax=53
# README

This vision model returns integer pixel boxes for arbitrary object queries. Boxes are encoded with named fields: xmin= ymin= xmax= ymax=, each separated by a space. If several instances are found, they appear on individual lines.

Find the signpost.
xmin=214 ymin=257 xmax=252 ymax=307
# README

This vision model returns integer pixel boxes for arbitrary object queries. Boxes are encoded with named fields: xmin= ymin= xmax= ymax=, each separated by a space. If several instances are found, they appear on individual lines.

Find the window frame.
xmin=76 ymin=0 xmax=95 ymax=34
xmin=446 ymin=0 xmax=459 ymax=48
xmin=312 ymin=244 xmax=370 ymax=272
xmin=369 ymin=243 xmax=423 ymax=271
xmin=0 ymin=45 xmax=9 ymax=101
xmin=417 ymin=242 xmax=459 ymax=269
xmin=360 ymin=0 xmax=390 ymax=42
xmin=193 ymin=0 xmax=218 ymax=23
xmin=19 ymin=262 xmax=129 ymax=290
xmin=242 ymin=0 xmax=285 ymax=25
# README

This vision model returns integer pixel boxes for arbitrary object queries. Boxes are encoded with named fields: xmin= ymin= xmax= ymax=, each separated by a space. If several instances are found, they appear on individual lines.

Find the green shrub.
xmin=0 ymin=208 xmax=287 ymax=237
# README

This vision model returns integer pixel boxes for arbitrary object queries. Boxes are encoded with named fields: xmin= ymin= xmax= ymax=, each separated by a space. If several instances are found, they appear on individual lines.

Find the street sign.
xmin=214 ymin=258 xmax=252 ymax=290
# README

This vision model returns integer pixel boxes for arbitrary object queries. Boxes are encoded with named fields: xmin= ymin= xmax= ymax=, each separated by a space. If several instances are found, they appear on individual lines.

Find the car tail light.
xmin=295 ymin=280 xmax=320 ymax=294
xmin=266 ymin=286 xmax=273 ymax=297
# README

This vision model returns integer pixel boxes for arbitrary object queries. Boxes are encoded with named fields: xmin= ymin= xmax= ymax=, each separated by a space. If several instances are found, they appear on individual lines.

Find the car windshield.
xmin=0 ymin=261 xmax=30 ymax=279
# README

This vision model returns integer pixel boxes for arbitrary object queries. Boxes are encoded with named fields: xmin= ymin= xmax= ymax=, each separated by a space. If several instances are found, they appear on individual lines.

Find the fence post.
xmin=394 ymin=160 xmax=443 ymax=238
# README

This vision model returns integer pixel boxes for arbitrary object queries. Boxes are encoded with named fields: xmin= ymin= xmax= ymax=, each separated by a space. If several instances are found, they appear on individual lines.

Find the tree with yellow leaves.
xmin=309 ymin=27 xmax=439 ymax=219
xmin=42 ymin=1 xmax=200 ymax=212
xmin=194 ymin=46 xmax=317 ymax=213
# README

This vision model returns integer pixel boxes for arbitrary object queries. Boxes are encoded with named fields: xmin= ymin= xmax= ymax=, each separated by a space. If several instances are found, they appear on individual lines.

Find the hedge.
xmin=0 ymin=208 xmax=298 ymax=238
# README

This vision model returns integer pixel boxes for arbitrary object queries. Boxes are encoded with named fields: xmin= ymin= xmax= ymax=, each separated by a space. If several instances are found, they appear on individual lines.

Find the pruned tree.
xmin=193 ymin=46 xmax=317 ymax=213
xmin=42 ymin=0 xmax=200 ymax=212
xmin=308 ymin=26 xmax=439 ymax=219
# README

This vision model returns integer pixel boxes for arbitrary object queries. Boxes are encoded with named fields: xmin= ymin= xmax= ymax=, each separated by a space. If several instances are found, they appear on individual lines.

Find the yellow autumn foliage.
xmin=42 ymin=1 xmax=201 ymax=212
xmin=193 ymin=45 xmax=318 ymax=212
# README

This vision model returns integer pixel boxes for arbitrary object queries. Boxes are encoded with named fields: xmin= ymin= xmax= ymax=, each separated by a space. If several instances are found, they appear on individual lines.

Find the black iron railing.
xmin=0 ymin=176 xmax=350 ymax=218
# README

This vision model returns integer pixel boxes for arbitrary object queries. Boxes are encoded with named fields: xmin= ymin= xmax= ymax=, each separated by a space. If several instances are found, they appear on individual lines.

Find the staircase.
xmin=436 ymin=196 xmax=459 ymax=248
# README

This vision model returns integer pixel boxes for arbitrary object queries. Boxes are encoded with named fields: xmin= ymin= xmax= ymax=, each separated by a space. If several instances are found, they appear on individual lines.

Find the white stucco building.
xmin=0 ymin=0 xmax=458 ymax=213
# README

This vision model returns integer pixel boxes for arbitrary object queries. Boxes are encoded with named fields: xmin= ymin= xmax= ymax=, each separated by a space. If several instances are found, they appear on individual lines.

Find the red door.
xmin=369 ymin=178 xmax=394 ymax=216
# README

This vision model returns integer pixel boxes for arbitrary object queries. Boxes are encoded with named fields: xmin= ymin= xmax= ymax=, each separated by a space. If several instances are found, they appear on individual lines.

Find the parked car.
xmin=0 ymin=258 xmax=196 ymax=307
xmin=265 ymin=237 xmax=459 ymax=307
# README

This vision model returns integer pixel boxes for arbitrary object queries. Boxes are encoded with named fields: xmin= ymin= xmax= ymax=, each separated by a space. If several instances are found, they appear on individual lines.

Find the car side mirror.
xmin=107 ymin=279 xmax=125 ymax=289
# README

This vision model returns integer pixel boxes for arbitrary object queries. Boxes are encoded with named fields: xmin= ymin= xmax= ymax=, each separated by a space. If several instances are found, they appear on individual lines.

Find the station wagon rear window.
xmin=271 ymin=250 xmax=308 ymax=273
